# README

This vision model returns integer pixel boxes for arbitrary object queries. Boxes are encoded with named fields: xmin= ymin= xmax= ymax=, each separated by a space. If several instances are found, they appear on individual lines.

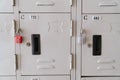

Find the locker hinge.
xmin=70 ymin=54 xmax=73 ymax=70
xmin=12 ymin=0 xmax=15 ymax=6
xmin=15 ymin=54 xmax=18 ymax=70
xmin=12 ymin=20 xmax=16 ymax=36
xmin=70 ymin=20 xmax=73 ymax=37
xmin=70 ymin=0 xmax=73 ymax=6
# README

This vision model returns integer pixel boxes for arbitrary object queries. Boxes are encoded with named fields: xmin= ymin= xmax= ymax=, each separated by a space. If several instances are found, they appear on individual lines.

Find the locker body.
xmin=82 ymin=77 xmax=120 ymax=80
xmin=82 ymin=14 xmax=120 ymax=76
xmin=20 ymin=14 xmax=71 ymax=75
xmin=83 ymin=0 xmax=120 ymax=13
xmin=0 ymin=14 xmax=16 ymax=75
xmin=0 ymin=0 xmax=13 ymax=12
xmin=0 ymin=77 xmax=16 ymax=80
xmin=19 ymin=0 xmax=71 ymax=12
xmin=22 ymin=76 xmax=70 ymax=80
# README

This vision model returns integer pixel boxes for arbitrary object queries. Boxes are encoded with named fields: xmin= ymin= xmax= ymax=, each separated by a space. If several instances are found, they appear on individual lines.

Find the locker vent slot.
xmin=31 ymin=34 xmax=41 ymax=55
xmin=93 ymin=35 xmax=102 ymax=56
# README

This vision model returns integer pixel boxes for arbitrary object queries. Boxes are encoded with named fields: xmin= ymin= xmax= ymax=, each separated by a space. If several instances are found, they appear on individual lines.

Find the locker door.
xmin=83 ymin=0 xmax=120 ymax=13
xmin=0 ymin=77 xmax=16 ymax=80
xmin=22 ymin=76 xmax=70 ymax=80
xmin=19 ymin=0 xmax=71 ymax=12
xmin=0 ymin=0 xmax=14 ymax=12
xmin=0 ymin=14 xmax=16 ymax=75
xmin=82 ymin=14 xmax=120 ymax=76
xmin=82 ymin=77 xmax=120 ymax=80
xmin=20 ymin=14 xmax=71 ymax=75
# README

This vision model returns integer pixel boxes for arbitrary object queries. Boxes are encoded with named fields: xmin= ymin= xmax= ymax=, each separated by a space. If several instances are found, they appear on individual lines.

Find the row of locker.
xmin=0 ymin=0 xmax=72 ymax=12
xmin=3 ymin=77 xmax=120 ymax=80
xmin=0 ymin=14 xmax=72 ymax=76
xmin=2 ymin=14 xmax=120 ymax=76
xmin=82 ymin=77 xmax=120 ymax=80
xmin=2 ymin=0 xmax=120 ymax=13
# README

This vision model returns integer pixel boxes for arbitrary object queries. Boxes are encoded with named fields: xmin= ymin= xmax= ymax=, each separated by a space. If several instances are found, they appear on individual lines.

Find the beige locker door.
xmin=0 ymin=14 xmax=16 ymax=75
xmin=0 ymin=77 xmax=16 ymax=80
xmin=83 ymin=0 xmax=120 ymax=13
xmin=82 ymin=14 xmax=120 ymax=76
xmin=19 ymin=0 xmax=71 ymax=12
xmin=20 ymin=14 xmax=71 ymax=75
xmin=82 ymin=77 xmax=120 ymax=80
xmin=0 ymin=0 xmax=14 ymax=12
xmin=22 ymin=76 xmax=70 ymax=80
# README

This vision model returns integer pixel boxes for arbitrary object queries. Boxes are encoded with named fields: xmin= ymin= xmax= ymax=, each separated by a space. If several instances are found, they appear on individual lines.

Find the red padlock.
xmin=15 ymin=36 xmax=23 ymax=44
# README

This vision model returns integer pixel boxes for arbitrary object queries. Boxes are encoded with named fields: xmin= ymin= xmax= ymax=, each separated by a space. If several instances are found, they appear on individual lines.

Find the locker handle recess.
xmin=36 ymin=1 xmax=55 ymax=6
xmin=99 ymin=2 xmax=117 ymax=7
xmin=93 ymin=35 xmax=102 ymax=56
xmin=31 ymin=34 xmax=41 ymax=55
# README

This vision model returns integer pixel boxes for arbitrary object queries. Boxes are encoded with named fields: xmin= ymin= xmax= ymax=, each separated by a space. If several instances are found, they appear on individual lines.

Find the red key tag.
xmin=15 ymin=36 xmax=23 ymax=44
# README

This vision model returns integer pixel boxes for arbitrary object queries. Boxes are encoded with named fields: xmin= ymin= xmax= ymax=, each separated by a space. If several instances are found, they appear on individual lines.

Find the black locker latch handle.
xmin=31 ymin=34 xmax=41 ymax=55
xmin=93 ymin=35 xmax=102 ymax=56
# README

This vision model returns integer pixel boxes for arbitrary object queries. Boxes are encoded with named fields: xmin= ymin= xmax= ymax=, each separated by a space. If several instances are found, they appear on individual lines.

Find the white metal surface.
xmin=82 ymin=14 xmax=120 ymax=76
xmin=83 ymin=0 xmax=120 ymax=13
xmin=82 ymin=77 xmax=120 ymax=80
xmin=20 ymin=14 xmax=71 ymax=75
xmin=0 ymin=77 xmax=16 ymax=80
xmin=22 ymin=76 xmax=70 ymax=80
xmin=0 ymin=14 xmax=16 ymax=75
xmin=0 ymin=0 xmax=14 ymax=12
xmin=19 ymin=0 xmax=71 ymax=12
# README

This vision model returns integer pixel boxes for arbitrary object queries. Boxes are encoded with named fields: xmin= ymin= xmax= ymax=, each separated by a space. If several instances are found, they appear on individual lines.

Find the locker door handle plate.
xmin=99 ymin=2 xmax=118 ymax=7
xmin=36 ymin=1 xmax=55 ymax=6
